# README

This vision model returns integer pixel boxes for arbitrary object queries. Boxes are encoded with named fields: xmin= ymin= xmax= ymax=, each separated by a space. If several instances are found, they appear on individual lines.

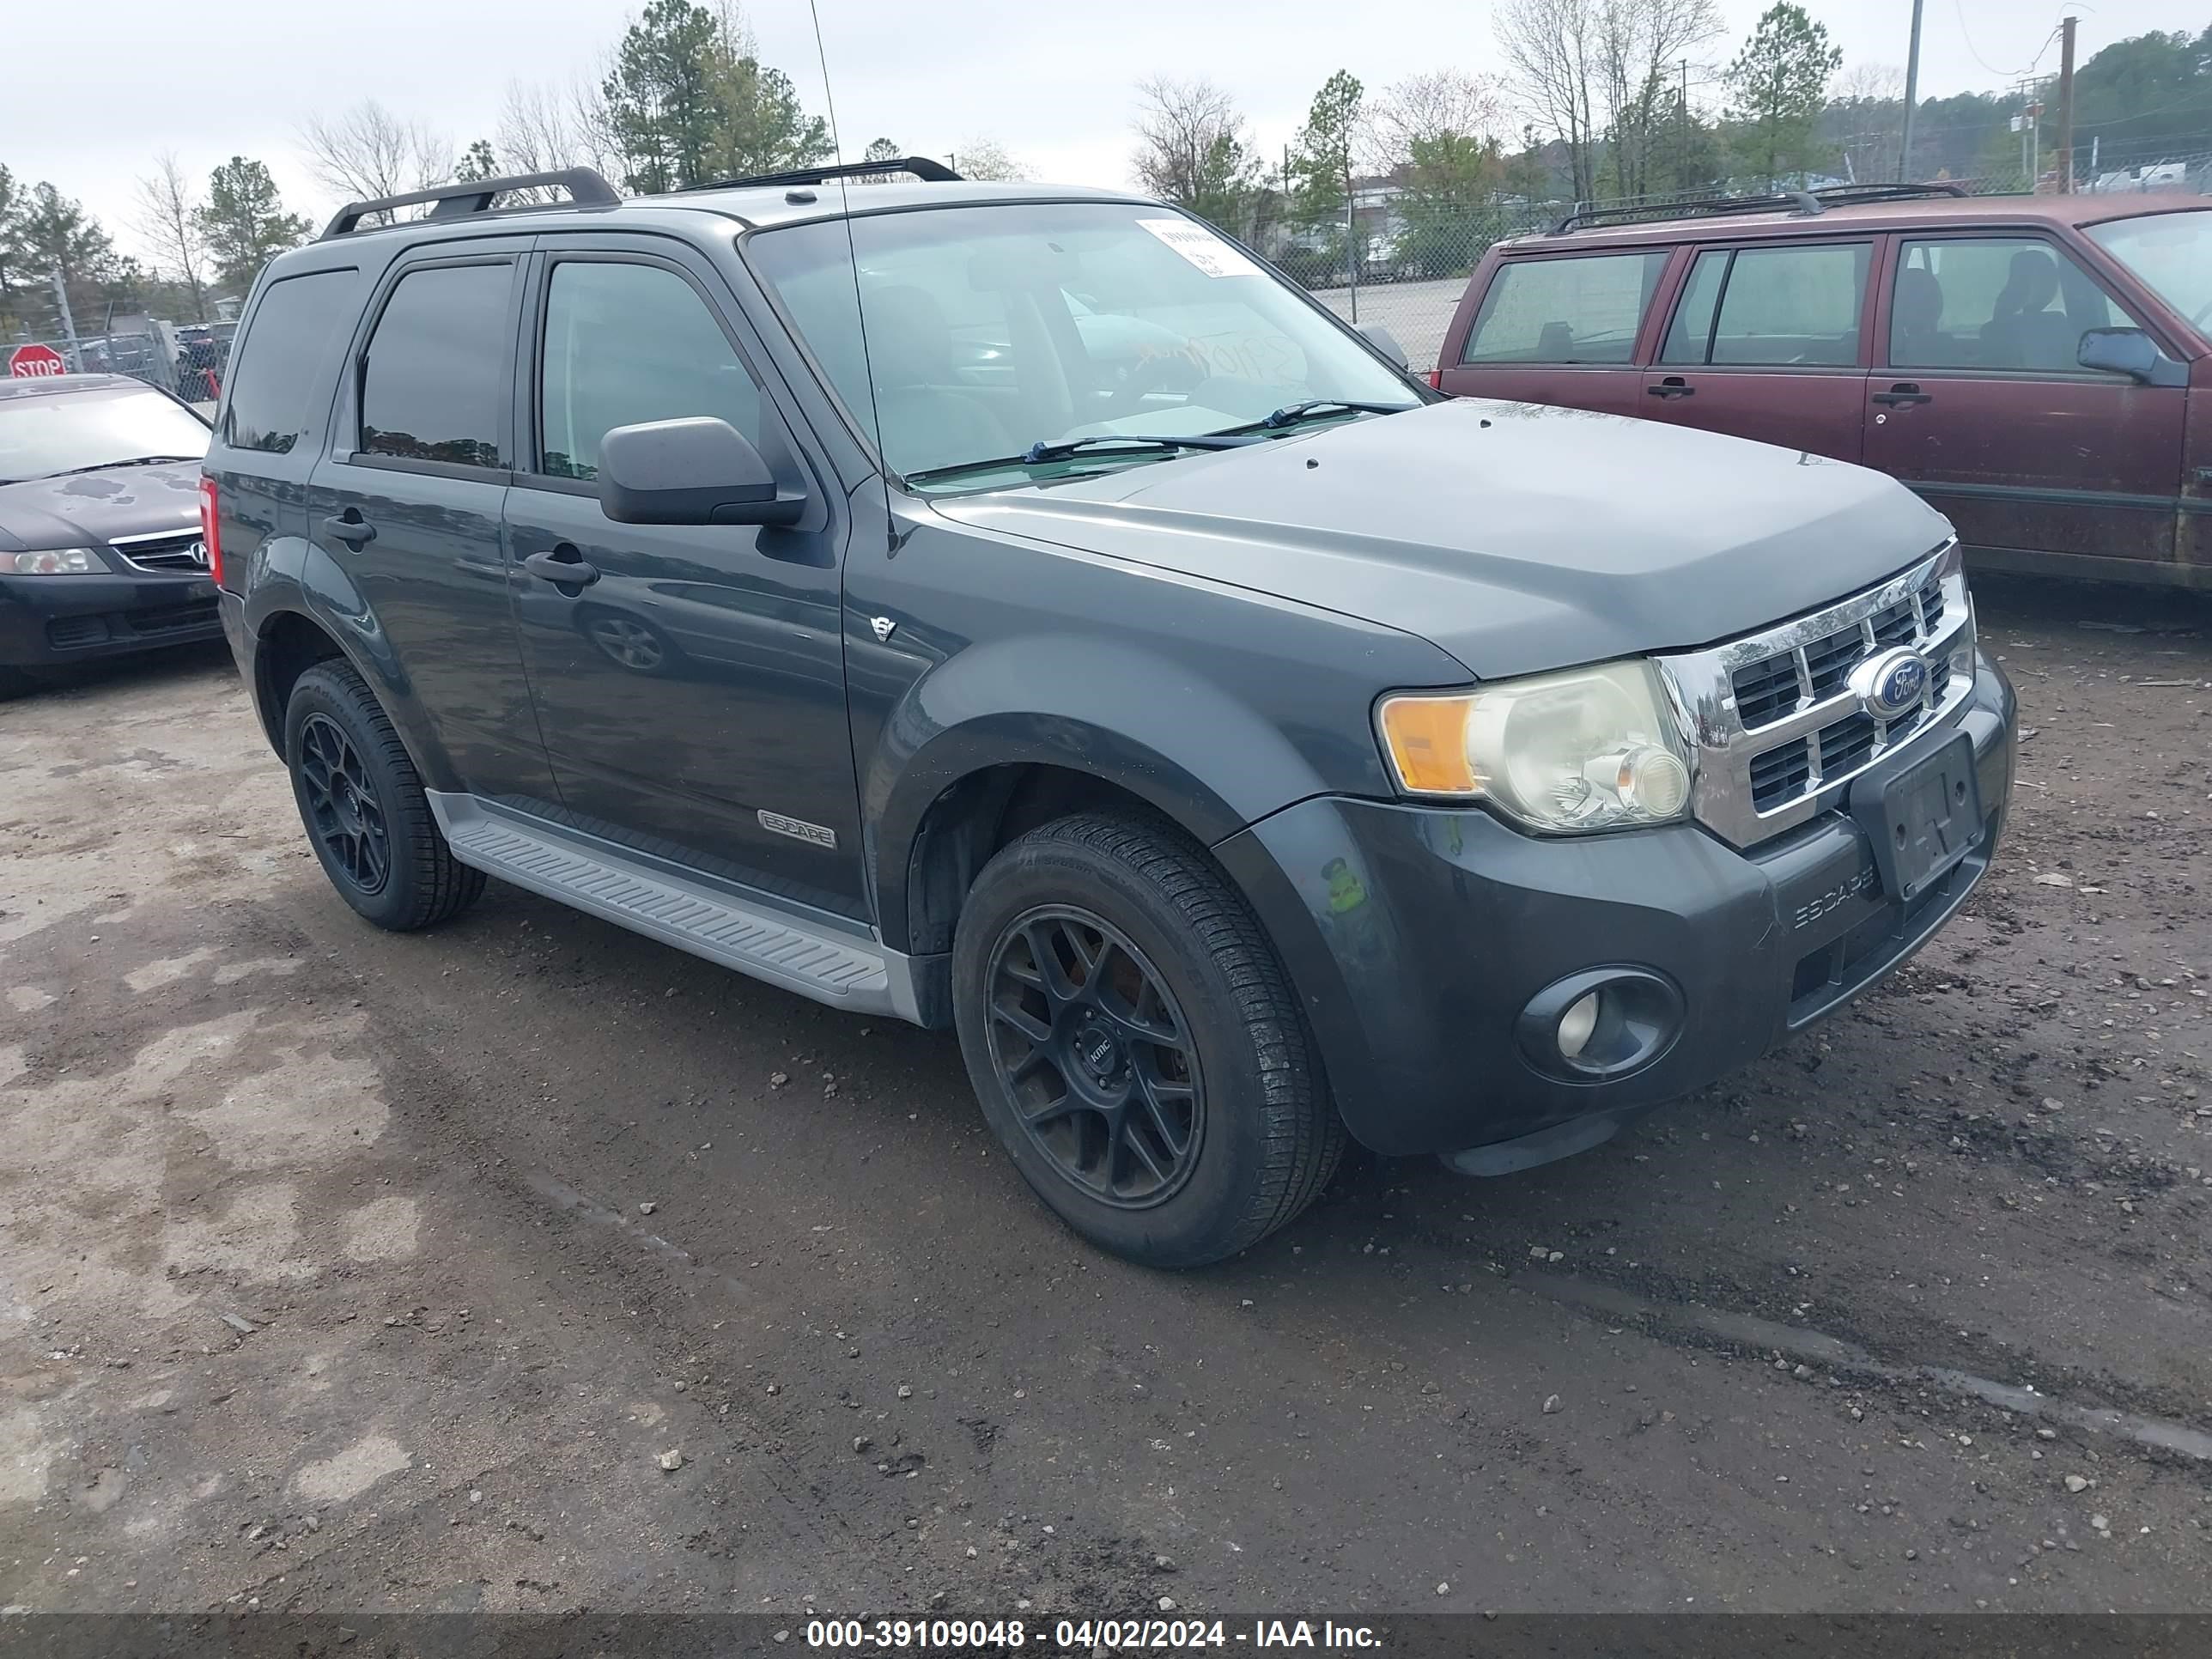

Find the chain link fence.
xmin=4 ymin=322 xmax=232 ymax=411
xmin=1272 ymin=155 xmax=2212 ymax=376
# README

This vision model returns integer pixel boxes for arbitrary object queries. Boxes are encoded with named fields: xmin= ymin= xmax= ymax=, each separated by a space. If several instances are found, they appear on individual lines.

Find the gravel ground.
xmin=1 ymin=572 xmax=2208 ymax=1620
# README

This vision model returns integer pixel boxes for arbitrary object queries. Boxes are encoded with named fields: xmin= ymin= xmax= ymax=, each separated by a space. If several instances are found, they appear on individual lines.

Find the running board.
xmin=427 ymin=793 xmax=933 ymax=1023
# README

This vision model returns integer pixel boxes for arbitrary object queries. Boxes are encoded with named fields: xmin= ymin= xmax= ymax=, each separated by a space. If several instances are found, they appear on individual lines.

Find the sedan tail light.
xmin=1427 ymin=368 xmax=1443 ymax=392
xmin=198 ymin=475 xmax=225 ymax=587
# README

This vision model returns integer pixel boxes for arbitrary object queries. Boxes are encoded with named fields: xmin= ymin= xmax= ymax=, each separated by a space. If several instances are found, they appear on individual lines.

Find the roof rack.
xmin=1549 ymin=180 xmax=1971 ymax=236
xmin=676 ymin=155 xmax=963 ymax=194
xmin=319 ymin=169 xmax=620 ymax=240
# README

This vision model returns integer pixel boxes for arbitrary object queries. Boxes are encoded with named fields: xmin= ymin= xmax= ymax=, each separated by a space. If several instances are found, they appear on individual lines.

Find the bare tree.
xmin=1829 ymin=61 xmax=1905 ymax=183
xmin=1130 ymin=76 xmax=1262 ymax=227
xmin=952 ymin=137 xmax=1029 ymax=181
xmin=134 ymin=150 xmax=210 ymax=321
xmin=1369 ymin=70 xmax=1507 ymax=173
xmin=1596 ymin=0 xmax=1724 ymax=198
xmin=1498 ymin=0 xmax=1722 ymax=203
xmin=1497 ymin=0 xmax=1603 ymax=200
xmin=299 ymin=100 xmax=455 ymax=214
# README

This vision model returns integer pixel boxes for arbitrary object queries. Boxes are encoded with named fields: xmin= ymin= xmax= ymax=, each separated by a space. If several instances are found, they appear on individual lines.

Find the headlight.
xmin=1376 ymin=659 xmax=1693 ymax=834
xmin=0 ymin=548 xmax=103 ymax=575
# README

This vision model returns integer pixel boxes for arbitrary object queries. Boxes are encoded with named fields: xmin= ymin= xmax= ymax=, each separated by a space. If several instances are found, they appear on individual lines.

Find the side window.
xmin=1461 ymin=252 xmax=1669 ymax=365
xmin=538 ymin=261 xmax=763 ymax=481
xmin=1662 ymin=243 xmax=1871 ymax=368
xmin=358 ymin=263 xmax=513 ymax=469
xmin=222 ymin=269 xmax=362 ymax=453
xmin=1891 ymin=237 xmax=2127 ymax=374
xmin=1658 ymin=251 xmax=1726 ymax=363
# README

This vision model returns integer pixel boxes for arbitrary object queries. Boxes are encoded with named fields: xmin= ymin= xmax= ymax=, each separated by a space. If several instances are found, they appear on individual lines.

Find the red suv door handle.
xmin=1873 ymin=383 xmax=1933 ymax=406
xmin=1646 ymin=377 xmax=1694 ymax=399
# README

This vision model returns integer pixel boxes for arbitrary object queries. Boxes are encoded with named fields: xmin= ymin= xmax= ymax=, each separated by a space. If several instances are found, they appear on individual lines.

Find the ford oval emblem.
xmin=1849 ymin=646 xmax=1931 ymax=720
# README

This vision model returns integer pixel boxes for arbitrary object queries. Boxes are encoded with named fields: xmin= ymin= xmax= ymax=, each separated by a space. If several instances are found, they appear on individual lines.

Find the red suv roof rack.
xmin=1549 ymin=180 xmax=1971 ymax=236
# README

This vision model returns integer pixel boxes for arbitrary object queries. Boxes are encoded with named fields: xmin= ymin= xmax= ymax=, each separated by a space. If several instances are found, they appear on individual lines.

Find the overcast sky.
xmin=8 ymin=0 xmax=2201 ymax=267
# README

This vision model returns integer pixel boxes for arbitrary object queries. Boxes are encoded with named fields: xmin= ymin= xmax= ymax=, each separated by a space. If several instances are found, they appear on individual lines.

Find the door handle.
xmin=1873 ymin=383 xmax=1933 ymax=407
xmin=523 ymin=548 xmax=599 ymax=587
xmin=321 ymin=512 xmax=376 ymax=547
xmin=1646 ymin=377 xmax=1694 ymax=399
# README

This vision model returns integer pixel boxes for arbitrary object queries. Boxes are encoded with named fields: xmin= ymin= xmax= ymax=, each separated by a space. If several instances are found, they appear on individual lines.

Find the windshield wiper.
xmin=1239 ymin=398 xmax=1419 ymax=434
xmin=905 ymin=432 xmax=1260 ymax=486
xmin=46 ymin=454 xmax=203 ymax=477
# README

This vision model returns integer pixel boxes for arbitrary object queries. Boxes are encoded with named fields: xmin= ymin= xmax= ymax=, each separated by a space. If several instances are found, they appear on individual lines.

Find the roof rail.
xmin=1549 ymin=180 xmax=1971 ymax=236
xmin=319 ymin=168 xmax=621 ymax=240
xmin=675 ymin=155 xmax=963 ymax=195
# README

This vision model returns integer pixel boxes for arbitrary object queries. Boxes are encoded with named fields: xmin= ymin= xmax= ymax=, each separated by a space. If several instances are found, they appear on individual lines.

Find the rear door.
xmin=1862 ymin=231 xmax=2185 ymax=569
xmin=505 ymin=238 xmax=863 ymax=919
xmin=305 ymin=243 xmax=559 ymax=809
xmin=1639 ymin=238 xmax=1875 ymax=463
xmin=1438 ymin=248 xmax=1672 ymax=414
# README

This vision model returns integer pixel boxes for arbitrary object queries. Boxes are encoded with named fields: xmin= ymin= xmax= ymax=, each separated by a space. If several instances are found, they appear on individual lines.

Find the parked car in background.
xmin=1437 ymin=185 xmax=2212 ymax=589
xmin=0 ymin=374 xmax=219 ymax=697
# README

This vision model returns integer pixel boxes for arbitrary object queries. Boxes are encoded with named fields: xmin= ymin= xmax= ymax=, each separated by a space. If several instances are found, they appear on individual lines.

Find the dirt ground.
xmin=1 ymin=572 xmax=2208 ymax=1622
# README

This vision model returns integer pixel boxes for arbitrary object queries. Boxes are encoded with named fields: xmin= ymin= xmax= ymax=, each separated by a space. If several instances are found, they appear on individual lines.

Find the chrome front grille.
xmin=108 ymin=526 xmax=209 ymax=573
xmin=1656 ymin=544 xmax=1976 ymax=848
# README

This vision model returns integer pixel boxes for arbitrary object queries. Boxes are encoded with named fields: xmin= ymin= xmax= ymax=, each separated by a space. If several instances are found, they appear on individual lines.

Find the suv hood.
xmin=927 ymin=399 xmax=1954 ymax=679
xmin=0 ymin=462 xmax=203 ymax=555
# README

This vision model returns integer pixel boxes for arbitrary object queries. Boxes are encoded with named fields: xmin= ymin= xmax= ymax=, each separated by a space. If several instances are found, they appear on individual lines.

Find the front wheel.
xmin=952 ymin=812 xmax=1344 ymax=1267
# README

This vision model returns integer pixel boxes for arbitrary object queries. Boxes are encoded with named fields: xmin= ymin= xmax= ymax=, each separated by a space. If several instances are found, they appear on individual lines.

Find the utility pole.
xmin=2057 ymin=14 xmax=2079 ymax=192
xmin=1899 ymin=0 xmax=1924 ymax=180
xmin=49 ymin=266 xmax=80 ymax=370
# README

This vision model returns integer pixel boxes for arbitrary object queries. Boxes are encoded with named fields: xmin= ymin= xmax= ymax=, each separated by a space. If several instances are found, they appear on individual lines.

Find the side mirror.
xmin=2076 ymin=326 xmax=2160 ymax=383
xmin=598 ymin=417 xmax=805 ymax=527
xmin=1358 ymin=323 xmax=1410 ymax=371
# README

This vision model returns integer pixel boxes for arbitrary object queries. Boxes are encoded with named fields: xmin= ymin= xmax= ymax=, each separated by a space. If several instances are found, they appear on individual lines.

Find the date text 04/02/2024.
xmin=802 ymin=1618 xmax=1383 ymax=1649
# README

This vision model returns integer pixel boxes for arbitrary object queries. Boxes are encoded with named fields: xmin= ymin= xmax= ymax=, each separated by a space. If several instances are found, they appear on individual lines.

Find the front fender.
xmin=867 ymin=634 xmax=1334 ymax=951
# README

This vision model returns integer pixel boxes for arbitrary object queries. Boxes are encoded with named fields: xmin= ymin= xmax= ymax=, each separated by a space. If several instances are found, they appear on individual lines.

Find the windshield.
xmin=0 ymin=385 xmax=210 ymax=483
xmin=2087 ymin=210 xmax=2212 ymax=328
xmin=747 ymin=201 xmax=1418 ymax=487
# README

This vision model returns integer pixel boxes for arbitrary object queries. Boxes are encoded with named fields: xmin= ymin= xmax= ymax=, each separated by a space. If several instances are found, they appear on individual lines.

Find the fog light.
xmin=1515 ymin=968 xmax=1685 ymax=1082
xmin=1556 ymin=991 xmax=1600 ymax=1059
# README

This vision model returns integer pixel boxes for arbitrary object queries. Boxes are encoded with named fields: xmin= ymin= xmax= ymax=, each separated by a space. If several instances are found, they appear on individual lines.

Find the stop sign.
xmin=9 ymin=343 xmax=66 ymax=378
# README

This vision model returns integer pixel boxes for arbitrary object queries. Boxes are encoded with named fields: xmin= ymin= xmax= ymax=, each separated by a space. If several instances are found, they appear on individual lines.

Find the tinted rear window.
xmin=222 ymin=269 xmax=362 ymax=454
xmin=1661 ymin=243 xmax=1871 ymax=367
xmin=359 ymin=263 xmax=513 ymax=468
xmin=1462 ymin=252 xmax=1668 ymax=364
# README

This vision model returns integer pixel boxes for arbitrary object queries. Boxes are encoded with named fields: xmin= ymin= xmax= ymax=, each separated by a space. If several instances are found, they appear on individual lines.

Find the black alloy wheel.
xmin=984 ymin=905 xmax=1204 ymax=1208
xmin=296 ymin=712 xmax=390 ymax=896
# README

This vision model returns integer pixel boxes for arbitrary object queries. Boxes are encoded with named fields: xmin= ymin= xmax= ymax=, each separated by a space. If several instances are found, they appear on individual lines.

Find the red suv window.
xmin=1461 ymin=252 xmax=1668 ymax=365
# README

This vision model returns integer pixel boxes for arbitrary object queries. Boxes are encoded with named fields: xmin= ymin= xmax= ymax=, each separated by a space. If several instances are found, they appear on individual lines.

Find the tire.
xmin=0 ymin=665 xmax=40 ymax=702
xmin=283 ymin=660 xmax=485 ymax=931
xmin=951 ymin=811 xmax=1344 ymax=1267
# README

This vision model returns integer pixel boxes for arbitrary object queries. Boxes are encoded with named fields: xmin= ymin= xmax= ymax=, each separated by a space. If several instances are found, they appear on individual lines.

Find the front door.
xmin=1863 ymin=233 xmax=2186 ymax=568
xmin=506 ymin=244 xmax=863 ymax=918
xmin=1640 ymin=239 xmax=1875 ymax=464
xmin=304 ymin=247 xmax=559 ymax=808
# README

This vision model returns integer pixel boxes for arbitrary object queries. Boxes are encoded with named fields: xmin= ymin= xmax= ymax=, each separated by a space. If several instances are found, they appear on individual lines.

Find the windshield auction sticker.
xmin=1137 ymin=217 xmax=1265 ymax=279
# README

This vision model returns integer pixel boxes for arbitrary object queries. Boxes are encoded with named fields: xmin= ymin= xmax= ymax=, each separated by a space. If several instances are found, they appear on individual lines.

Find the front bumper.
xmin=1214 ymin=653 xmax=2015 ymax=1161
xmin=0 ymin=570 xmax=224 ymax=669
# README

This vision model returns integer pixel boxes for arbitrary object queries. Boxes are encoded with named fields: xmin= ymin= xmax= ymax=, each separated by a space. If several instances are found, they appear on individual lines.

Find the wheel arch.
xmin=250 ymin=606 xmax=349 ymax=757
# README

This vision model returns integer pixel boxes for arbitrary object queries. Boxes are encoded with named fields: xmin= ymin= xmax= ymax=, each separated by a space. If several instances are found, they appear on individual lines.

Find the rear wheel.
xmin=283 ymin=661 xmax=484 ymax=931
xmin=952 ymin=812 xmax=1343 ymax=1267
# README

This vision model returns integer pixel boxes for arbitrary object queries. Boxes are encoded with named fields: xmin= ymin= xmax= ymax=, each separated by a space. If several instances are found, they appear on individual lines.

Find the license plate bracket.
xmin=1849 ymin=732 xmax=1983 ymax=904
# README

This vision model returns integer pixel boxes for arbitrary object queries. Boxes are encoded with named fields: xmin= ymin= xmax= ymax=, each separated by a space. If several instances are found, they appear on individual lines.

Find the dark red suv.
xmin=1437 ymin=185 xmax=2212 ymax=589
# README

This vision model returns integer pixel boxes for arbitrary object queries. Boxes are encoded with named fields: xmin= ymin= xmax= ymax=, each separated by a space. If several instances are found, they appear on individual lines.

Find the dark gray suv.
xmin=208 ymin=161 xmax=2015 ymax=1267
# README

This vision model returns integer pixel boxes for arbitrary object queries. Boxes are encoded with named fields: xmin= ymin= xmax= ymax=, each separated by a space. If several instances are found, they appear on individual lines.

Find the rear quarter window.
xmin=222 ymin=269 xmax=362 ymax=454
xmin=1462 ymin=252 xmax=1668 ymax=365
